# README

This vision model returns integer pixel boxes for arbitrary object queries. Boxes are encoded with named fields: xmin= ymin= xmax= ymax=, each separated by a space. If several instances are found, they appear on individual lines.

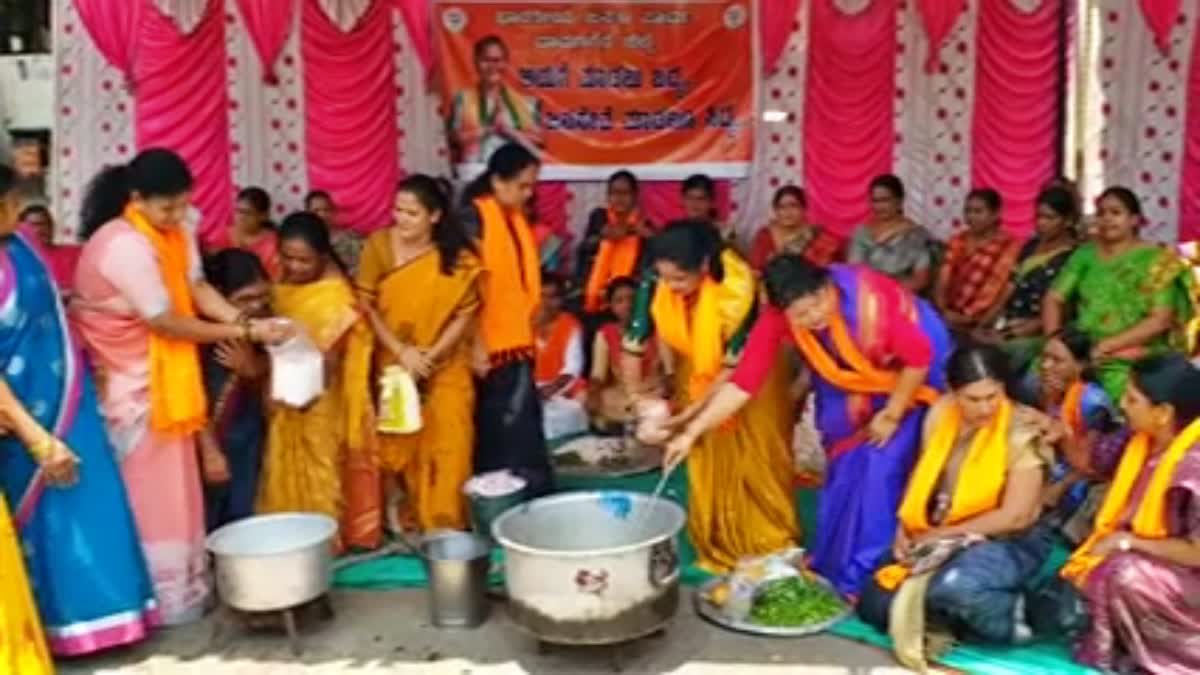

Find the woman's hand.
xmin=215 ymin=339 xmax=263 ymax=379
xmin=866 ymin=407 xmax=902 ymax=447
xmin=249 ymin=319 xmax=294 ymax=346
xmin=399 ymin=346 xmax=435 ymax=379
xmin=40 ymin=438 xmax=80 ymax=487
xmin=1041 ymin=481 xmax=1069 ymax=508
xmin=1091 ymin=338 xmax=1119 ymax=362
xmin=1089 ymin=532 xmax=1133 ymax=558
xmin=892 ymin=528 xmax=912 ymax=562
xmin=662 ymin=429 xmax=698 ymax=474
xmin=198 ymin=433 xmax=231 ymax=485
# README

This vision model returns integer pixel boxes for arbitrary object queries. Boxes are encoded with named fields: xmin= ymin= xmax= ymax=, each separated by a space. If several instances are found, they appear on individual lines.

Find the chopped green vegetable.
xmin=553 ymin=451 xmax=586 ymax=467
xmin=748 ymin=576 xmax=844 ymax=628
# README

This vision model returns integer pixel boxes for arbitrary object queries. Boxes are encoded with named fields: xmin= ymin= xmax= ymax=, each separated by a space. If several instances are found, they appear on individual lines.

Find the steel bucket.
xmin=420 ymin=531 xmax=491 ymax=628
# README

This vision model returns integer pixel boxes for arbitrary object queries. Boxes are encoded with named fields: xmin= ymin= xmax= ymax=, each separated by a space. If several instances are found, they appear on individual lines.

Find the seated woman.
xmin=20 ymin=204 xmax=80 ymax=294
xmin=626 ymin=221 xmax=798 ymax=572
xmin=847 ymin=174 xmax=935 ymax=294
xmin=208 ymin=187 xmax=280 ymax=278
xmin=681 ymin=174 xmax=735 ymax=245
xmin=346 ymin=174 xmax=480 ymax=539
xmin=1043 ymin=186 xmax=1197 ymax=400
xmin=258 ymin=213 xmax=367 ymax=543
xmin=199 ymin=249 xmax=272 ymax=531
xmin=1012 ymin=328 xmax=1117 ymax=533
xmin=1061 ymin=356 xmax=1200 ymax=673
xmin=747 ymin=186 xmax=843 ymax=272
xmin=858 ymin=346 xmax=1053 ymax=664
xmin=588 ymin=276 xmax=665 ymax=431
xmin=973 ymin=186 xmax=1079 ymax=373
xmin=935 ymin=188 xmax=1022 ymax=337
xmin=577 ymin=170 xmax=654 ymax=314
xmin=534 ymin=273 xmax=588 ymax=441
xmin=665 ymin=256 xmax=950 ymax=596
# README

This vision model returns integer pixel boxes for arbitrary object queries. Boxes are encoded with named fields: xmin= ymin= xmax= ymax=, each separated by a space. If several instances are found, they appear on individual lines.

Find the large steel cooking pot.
xmin=492 ymin=491 xmax=686 ymax=645
xmin=206 ymin=513 xmax=338 ymax=612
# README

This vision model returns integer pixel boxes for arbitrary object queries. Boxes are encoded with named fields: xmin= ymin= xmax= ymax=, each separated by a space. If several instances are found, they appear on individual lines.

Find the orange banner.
xmin=435 ymin=1 xmax=758 ymax=180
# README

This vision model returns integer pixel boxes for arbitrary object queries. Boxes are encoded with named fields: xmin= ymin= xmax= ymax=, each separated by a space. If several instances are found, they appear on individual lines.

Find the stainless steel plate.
xmin=551 ymin=436 xmax=661 ymax=478
xmin=693 ymin=576 xmax=852 ymax=638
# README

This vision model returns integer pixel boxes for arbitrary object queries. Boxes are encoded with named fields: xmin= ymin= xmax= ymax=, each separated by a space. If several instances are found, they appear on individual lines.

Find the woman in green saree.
xmin=1043 ymin=187 xmax=1197 ymax=400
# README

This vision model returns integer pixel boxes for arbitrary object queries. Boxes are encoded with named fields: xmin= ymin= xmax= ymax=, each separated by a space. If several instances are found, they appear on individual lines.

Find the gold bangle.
xmin=28 ymin=434 xmax=56 ymax=463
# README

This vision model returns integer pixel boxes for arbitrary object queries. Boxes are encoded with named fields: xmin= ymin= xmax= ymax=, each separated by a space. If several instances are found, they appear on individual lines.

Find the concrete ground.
xmin=59 ymin=589 xmax=909 ymax=675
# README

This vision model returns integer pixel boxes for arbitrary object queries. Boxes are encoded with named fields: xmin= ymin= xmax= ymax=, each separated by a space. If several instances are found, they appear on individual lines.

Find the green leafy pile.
xmin=748 ymin=576 xmax=844 ymax=628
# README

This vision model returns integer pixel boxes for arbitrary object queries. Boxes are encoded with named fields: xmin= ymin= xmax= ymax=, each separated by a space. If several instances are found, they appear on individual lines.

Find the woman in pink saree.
xmin=1060 ymin=355 xmax=1200 ymax=673
xmin=70 ymin=149 xmax=290 ymax=624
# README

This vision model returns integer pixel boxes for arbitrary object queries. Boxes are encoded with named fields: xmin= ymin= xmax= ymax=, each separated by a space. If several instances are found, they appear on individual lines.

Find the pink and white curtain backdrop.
xmin=1071 ymin=0 xmax=1200 ymax=243
xmin=56 ymin=1 xmax=1197 ymax=249
xmin=54 ymin=0 xmax=449 ymax=243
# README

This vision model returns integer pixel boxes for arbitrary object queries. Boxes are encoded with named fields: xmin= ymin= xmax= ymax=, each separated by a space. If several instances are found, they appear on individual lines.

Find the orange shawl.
xmin=789 ymin=307 xmax=940 ymax=406
xmin=535 ymin=313 xmax=581 ymax=383
xmin=124 ymin=205 xmax=207 ymax=434
xmin=583 ymin=209 xmax=643 ymax=313
xmin=476 ymin=196 xmax=541 ymax=361
xmin=1061 ymin=380 xmax=1086 ymax=438
xmin=1061 ymin=417 xmax=1200 ymax=587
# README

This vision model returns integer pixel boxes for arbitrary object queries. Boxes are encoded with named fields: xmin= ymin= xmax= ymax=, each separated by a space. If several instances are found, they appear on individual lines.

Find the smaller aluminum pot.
xmin=207 ymin=513 xmax=337 ymax=613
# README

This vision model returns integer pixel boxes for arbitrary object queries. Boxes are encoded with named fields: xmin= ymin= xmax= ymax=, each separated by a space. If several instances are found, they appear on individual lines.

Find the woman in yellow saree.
xmin=345 ymin=175 xmax=480 ymax=538
xmin=1 ymin=496 xmax=53 ymax=675
xmin=258 ymin=213 xmax=366 ymax=541
xmin=623 ymin=220 xmax=798 ymax=573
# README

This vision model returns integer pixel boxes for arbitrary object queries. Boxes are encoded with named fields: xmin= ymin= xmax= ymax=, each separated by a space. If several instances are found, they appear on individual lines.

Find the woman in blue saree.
xmin=666 ymin=257 xmax=952 ymax=596
xmin=0 ymin=165 xmax=158 ymax=655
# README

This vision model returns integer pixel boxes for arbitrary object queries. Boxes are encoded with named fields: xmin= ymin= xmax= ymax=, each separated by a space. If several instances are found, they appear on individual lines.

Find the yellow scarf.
xmin=124 ymin=205 xmax=207 ymax=434
xmin=875 ymin=398 xmax=1012 ymax=590
xmin=1061 ymin=417 xmax=1200 ymax=587
xmin=651 ymin=273 xmax=723 ymax=403
xmin=476 ymin=196 xmax=541 ymax=361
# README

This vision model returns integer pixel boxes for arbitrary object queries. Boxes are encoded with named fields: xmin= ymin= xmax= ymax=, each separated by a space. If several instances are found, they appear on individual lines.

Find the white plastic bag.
xmin=376 ymin=365 xmax=422 ymax=434
xmin=267 ymin=328 xmax=324 ymax=408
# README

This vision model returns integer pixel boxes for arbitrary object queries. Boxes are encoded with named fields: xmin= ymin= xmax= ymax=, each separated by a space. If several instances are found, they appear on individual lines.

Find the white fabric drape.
xmin=1077 ymin=0 xmax=1198 ymax=242
xmin=225 ymin=0 xmax=310 ymax=217
xmin=894 ymin=0 xmax=978 ymax=238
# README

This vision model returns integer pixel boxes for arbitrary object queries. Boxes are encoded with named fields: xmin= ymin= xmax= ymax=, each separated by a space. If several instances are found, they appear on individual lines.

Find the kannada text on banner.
xmin=435 ymin=1 xmax=757 ymax=180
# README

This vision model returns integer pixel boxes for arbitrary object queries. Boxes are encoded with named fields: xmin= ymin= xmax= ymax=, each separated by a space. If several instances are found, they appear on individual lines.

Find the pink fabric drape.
xmin=916 ymin=0 xmax=967 ymax=72
xmin=761 ymin=0 xmax=802 ymax=75
xmin=302 ymin=0 xmax=400 ymax=233
xmin=970 ymin=0 xmax=1059 ymax=237
xmin=73 ymin=0 xmax=143 ymax=81
xmin=394 ymin=0 xmax=434 ymax=77
xmin=803 ymin=0 xmax=896 ymax=236
xmin=235 ymin=0 xmax=297 ymax=83
xmin=1179 ymin=10 xmax=1200 ymax=242
xmin=640 ymin=181 xmax=732 ymax=227
xmin=534 ymin=182 xmax=570 ymax=245
xmin=1139 ymin=0 xmax=1183 ymax=54
xmin=134 ymin=0 xmax=234 ymax=243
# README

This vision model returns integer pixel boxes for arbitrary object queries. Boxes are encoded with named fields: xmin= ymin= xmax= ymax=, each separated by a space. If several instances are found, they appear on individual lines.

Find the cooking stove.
xmin=209 ymin=594 xmax=335 ymax=656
